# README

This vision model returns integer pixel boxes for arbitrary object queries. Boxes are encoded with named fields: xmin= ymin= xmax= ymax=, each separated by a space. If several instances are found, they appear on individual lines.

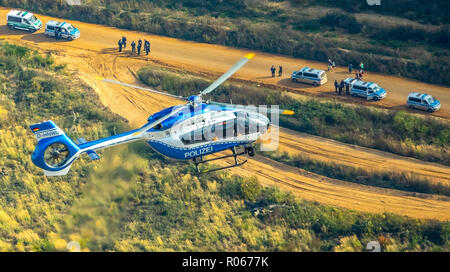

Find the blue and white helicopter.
xmin=29 ymin=54 xmax=294 ymax=176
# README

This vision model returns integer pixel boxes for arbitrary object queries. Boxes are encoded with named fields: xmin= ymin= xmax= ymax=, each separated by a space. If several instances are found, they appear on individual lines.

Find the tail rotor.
xmin=30 ymin=120 xmax=80 ymax=176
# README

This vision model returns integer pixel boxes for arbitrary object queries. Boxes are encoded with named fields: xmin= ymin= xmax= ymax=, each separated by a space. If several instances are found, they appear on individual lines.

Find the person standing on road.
xmin=360 ymin=62 xmax=364 ymax=71
xmin=122 ymin=36 xmax=127 ymax=49
xmin=55 ymin=27 xmax=60 ymax=40
xmin=144 ymin=40 xmax=150 ymax=55
xmin=348 ymin=63 xmax=353 ymax=73
xmin=271 ymin=65 xmax=276 ymax=77
xmin=278 ymin=66 xmax=283 ymax=77
xmin=137 ymin=39 xmax=142 ymax=56
xmin=334 ymin=80 xmax=338 ymax=93
xmin=345 ymin=82 xmax=350 ymax=95
xmin=118 ymin=39 xmax=123 ymax=52
xmin=338 ymin=80 xmax=343 ymax=95
xmin=131 ymin=41 xmax=136 ymax=55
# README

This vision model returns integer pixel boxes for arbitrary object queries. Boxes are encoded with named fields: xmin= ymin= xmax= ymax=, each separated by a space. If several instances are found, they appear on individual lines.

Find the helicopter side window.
xmin=221 ymin=120 xmax=236 ymax=139
xmin=180 ymin=127 xmax=209 ymax=145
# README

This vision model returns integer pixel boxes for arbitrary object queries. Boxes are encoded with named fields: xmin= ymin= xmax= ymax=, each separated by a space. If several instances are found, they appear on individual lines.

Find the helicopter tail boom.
xmin=30 ymin=121 xmax=143 ymax=176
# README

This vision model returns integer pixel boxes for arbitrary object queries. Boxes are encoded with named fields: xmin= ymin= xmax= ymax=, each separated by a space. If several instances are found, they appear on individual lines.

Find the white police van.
xmin=344 ymin=78 xmax=387 ymax=101
xmin=291 ymin=67 xmax=327 ymax=86
xmin=44 ymin=20 xmax=80 ymax=41
xmin=6 ymin=10 xmax=42 ymax=33
xmin=407 ymin=92 xmax=441 ymax=112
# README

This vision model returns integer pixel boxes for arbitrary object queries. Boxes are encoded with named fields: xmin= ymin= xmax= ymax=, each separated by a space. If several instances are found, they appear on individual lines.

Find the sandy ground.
xmin=1 ymin=8 xmax=450 ymax=220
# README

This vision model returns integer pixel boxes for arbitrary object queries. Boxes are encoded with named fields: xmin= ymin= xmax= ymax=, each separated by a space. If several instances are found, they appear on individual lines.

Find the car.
xmin=344 ymin=78 xmax=387 ymax=101
xmin=44 ymin=20 xmax=80 ymax=41
xmin=407 ymin=92 xmax=441 ymax=112
xmin=291 ymin=67 xmax=327 ymax=86
xmin=6 ymin=9 xmax=42 ymax=33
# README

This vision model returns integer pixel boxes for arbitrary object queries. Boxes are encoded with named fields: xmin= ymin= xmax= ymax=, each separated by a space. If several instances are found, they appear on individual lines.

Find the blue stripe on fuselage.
xmin=147 ymin=140 xmax=249 ymax=160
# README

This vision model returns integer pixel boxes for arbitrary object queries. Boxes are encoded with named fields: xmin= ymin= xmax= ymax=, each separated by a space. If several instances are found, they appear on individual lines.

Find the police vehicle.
xmin=344 ymin=78 xmax=387 ymax=101
xmin=44 ymin=20 xmax=80 ymax=40
xmin=291 ymin=67 xmax=327 ymax=86
xmin=6 ymin=10 xmax=42 ymax=33
xmin=407 ymin=92 xmax=441 ymax=112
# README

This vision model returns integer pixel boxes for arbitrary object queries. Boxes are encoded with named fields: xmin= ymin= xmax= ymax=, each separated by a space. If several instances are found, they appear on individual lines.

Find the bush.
xmin=319 ymin=12 xmax=361 ymax=34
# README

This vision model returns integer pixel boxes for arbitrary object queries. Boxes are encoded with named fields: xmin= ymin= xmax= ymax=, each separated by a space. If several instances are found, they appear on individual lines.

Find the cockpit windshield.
xmin=424 ymin=95 xmax=434 ymax=104
xmin=66 ymin=25 xmax=75 ymax=32
xmin=28 ymin=15 xmax=37 ymax=24
xmin=371 ymin=85 xmax=381 ymax=92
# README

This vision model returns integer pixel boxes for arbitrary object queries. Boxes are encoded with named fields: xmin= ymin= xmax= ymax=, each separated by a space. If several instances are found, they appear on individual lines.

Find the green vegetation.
xmin=290 ymin=0 xmax=450 ymax=25
xmin=137 ymin=66 xmax=450 ymax=165
xmin=1 ymin=42 xmax=449 ymax=252
xmin=3 ymin=0 xmax=449 ymax=85
xmin=264 ymin=149 xmax=450 ymax=196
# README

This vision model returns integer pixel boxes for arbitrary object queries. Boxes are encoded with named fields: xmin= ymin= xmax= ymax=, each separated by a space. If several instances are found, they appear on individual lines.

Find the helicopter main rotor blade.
xmin=200 ymin=53 xmax=255 ymax=97
xmin=96 ymin=77 xmax=187 ymax=100
xmin=208 ymin=101 xmax=294 ymax=115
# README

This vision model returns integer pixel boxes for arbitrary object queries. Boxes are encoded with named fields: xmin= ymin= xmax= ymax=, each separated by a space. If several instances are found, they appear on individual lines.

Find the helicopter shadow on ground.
xmin=21 ymin=32 xmax=71 ymax=43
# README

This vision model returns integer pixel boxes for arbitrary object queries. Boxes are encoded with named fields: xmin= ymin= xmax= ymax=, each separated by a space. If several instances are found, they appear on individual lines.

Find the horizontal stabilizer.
xmin=86 ymin=150 xmax=100 ymax=160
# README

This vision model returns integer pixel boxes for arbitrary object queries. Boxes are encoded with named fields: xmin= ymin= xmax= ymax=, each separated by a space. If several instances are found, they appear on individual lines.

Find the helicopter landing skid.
xmin=193 ymin=147 xmax=248 ymax=174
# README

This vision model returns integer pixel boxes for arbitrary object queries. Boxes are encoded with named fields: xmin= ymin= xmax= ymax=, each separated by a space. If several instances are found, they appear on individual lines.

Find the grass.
xmin=0 ymin=42 xmax=449 ymax=252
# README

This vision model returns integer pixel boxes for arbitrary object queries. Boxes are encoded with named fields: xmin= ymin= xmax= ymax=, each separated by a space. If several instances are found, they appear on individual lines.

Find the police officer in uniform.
xmin=131 ymin=41 xmax=136 ymax=55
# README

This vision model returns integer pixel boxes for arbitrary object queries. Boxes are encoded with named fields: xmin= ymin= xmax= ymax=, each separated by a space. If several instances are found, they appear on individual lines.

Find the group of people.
xmin=332 ymin=62 xmax=365 ymax=95
xmin=118 ymin=36 xmax=151 ymax=56
xmin=270 ymin=65 xmax=283 ymax=77
xmin=334 ymin=79 xmax=350 ymax=96
xmin=350 ymin=62 xmax=365 ymax=79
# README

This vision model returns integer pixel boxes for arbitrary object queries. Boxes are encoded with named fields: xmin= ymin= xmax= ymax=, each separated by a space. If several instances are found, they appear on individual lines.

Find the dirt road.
xmin=2 ymin=8 xmax=450 ymax=220
xmin=0 ymin=8 xmax=449 ymax=119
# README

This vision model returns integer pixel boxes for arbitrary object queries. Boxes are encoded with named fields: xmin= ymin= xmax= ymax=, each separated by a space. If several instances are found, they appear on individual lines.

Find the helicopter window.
xmin=180 ymin=127 xmax=210 ymax=145
xmin=222 ymin=120 xmax=236 ymax=139
xmin=235 ymin=118 xmax=253 ymax=135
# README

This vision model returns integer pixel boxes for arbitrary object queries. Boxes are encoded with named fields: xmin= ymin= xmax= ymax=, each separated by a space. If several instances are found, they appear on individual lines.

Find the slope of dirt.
xmin=0 ymin=7 xmax=449 ymax=120
xmin=2 ymin=8 xmax=450 ymax=220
